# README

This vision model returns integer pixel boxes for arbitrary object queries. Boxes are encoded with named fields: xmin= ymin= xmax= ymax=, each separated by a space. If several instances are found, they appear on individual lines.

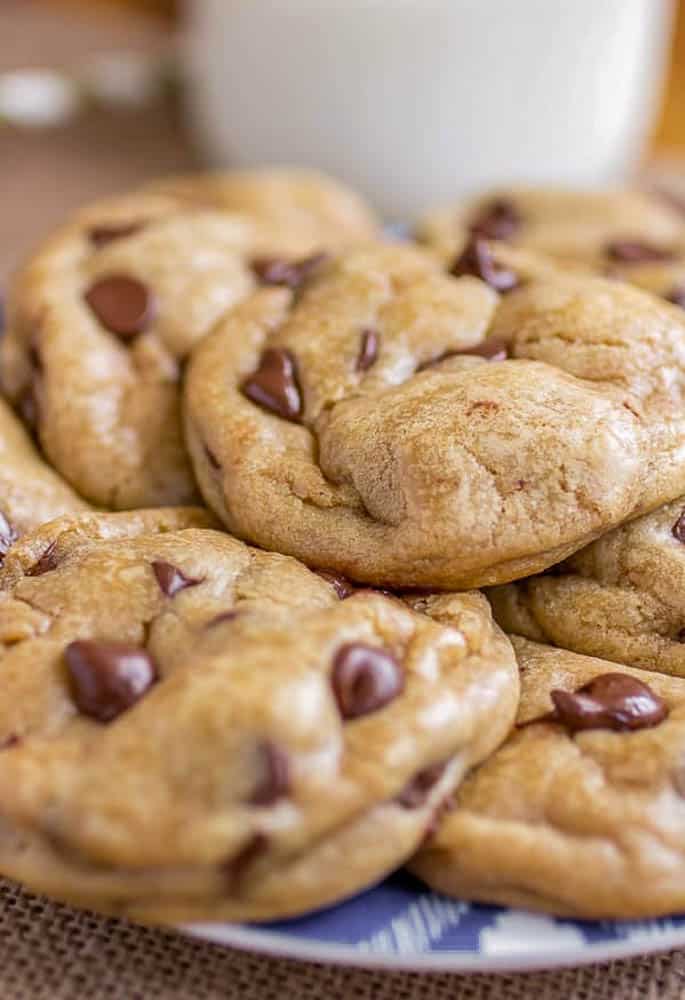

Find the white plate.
xmin=185 ymin=871 xmax=685 ymax=973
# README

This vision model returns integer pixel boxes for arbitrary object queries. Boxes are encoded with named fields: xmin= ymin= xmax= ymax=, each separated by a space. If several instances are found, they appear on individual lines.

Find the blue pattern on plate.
xmin=263 ymin=872 xmax=685 ymax=957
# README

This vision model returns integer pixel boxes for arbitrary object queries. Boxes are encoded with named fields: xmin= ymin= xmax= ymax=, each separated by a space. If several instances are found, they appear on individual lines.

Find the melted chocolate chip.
xmin=152 ymin=560 xmax=202 ymax=598
xmin=88 ymin=222 xmax=143 ymax=249
xmin=397 ymin=761 xmax=449 ymax=809
xmin=0 ymin=734 xmax=19 ymax=751
xmin=0 ymin=512 xmax=18 ymax=565
xmin=242 ymin=348 xmax=303 ymax=422
xmin=224 ymin=834 xmax=268 ymax=891
xmin=65 ymin=640 xmax=158 ymax=723
xmin=84 ymin=275 xmax=157 ymax=339
xmin=451 ymin=237 xmax=519 ymax=293
xmin=672 ymin=510 xmax=685 ymax=544
xmin=550 ymin=673 xmax=668 ymax=734
xmin=315 ymin=569 xmax=356 ymax=600
xmin=250 ymin=742 xmax=290 ymax=806
xmin=251 ymin=252 xmax=328 ymax=290
xmin=331 ymin=643 xmax=404 ymax=719
xmin=356 ymin=329 xmax=380 ymax=372
xmin=665 ymin=284 xmax=685 ymax=309
xmin=469 ymin=199 xmax=522 ymax=241
xmin=26 ymin=541 xmax=58 ymax=577
xmin=605 ymin=240 xmax=676 ymax=264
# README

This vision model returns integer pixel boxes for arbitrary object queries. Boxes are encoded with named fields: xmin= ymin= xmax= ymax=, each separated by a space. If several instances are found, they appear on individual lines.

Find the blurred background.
xmin=2 ymin=0 xmax=685 ymax=282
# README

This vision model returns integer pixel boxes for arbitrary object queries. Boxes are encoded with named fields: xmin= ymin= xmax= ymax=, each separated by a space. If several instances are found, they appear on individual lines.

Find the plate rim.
xmin=183 ymin=920 xmax=685 ymax=974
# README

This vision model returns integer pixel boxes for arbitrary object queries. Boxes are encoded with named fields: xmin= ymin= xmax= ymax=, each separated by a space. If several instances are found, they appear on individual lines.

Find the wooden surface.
xmin=0 ymin=0 xmax=197 ymax=284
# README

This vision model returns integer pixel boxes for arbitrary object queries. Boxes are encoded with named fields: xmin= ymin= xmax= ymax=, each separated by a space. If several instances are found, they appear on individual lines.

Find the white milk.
xmin=185 ymin=0 xmax=674 ymax=218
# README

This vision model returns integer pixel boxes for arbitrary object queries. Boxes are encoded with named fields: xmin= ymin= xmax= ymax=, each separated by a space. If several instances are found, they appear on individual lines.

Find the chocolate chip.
xmin=665 ymin=284 xmax=685 ymax=309
xmin=26 ymin=541 xmax=58 ymax=577
xmin=356 ymin=329 xmax=380 ymax=372
xmin=672 ymin=510 xmax=685 ymax=544
xmin=605 ymin=240 xmax=676 ymax=264
xmin=250 ymin=742 xmax=290 ymax=806
xmin=88 ymin=222 xmax=143 ymax=249
xmin=242 ymin=348 xmax=303 ymax=422
xmin=0 ymin=512 xmax=18 ymax=566
xmin=331 ymin=643 xmax=404 ymax=720
xmin=251 ymin=252 xmax=328 ymax=290
xmin=397 ymin=761 xmax=449 ymax=809
xmin=469 ymin=199 xmax=522 ymax=241
xmin=0 ymin=734 xmax=20 ymax=751
xmin=152 ymin=560 xmax=202 ymax=598
xmin=550 ymin=673 xmax=668 ymax=734
xmin=84 ymin=275 xmax=157 ymax=339
xmin=451 ymin=237 xmax=519 ymax=294
xmin=65 ymin=640 xmax=158 ymax=723
xmin=224 ymin=834 xmax=268 ymax=891
xmin=314 ymin=569 xmax=356 ymax=600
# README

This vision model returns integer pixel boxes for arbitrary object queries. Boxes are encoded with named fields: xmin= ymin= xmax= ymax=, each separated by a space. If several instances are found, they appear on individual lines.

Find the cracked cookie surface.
xmin=489 ymin=496 xmax=685 ymax=678
xmin=0 ymin=511 xmax=517 ymax=923
xmin=410 ymin=637 xmax=685 ymax=919
xmin=1 ymin=171 xmax=378 ymax=509
xmin=185 ymin=242 xmax=685 ymax=589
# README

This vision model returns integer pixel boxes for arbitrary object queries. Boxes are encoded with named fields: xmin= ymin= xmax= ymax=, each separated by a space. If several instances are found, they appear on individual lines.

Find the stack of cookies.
xmin=2 ymin=169 xmax=685 ymax=923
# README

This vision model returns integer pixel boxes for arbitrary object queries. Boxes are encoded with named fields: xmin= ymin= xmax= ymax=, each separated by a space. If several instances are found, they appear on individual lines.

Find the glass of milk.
xmin=185 ymin=0 xmax=675 ymax=218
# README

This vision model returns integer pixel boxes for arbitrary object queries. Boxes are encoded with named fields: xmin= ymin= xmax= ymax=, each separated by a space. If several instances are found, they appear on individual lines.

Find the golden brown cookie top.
xmin=489 ymin=494 xmax=685 ymax=677
xmin=1 ymin=171 xmax=379 ymax=509
xmin=419 ymin=186 xmax=685 ymax=269
xmin=0 ymin=511 xmax=517 ymax=923
xmin=185 ymin=241 xmax=685 ymax=589
xmin=144 ymin=167 xmax=380 ymax=253
xmin=410 ymin=637 xmax=685 ymax=919
xmin=0 ymin=396 xmax=89 ymax=554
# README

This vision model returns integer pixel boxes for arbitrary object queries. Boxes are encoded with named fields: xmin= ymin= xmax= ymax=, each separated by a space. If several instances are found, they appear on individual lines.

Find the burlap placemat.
xmin=0 ymin=879 xmax=682 ymax=1000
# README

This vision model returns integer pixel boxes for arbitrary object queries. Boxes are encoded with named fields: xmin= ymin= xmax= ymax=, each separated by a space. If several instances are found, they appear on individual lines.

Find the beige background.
xmin=2 ymin=3 xmax=685 ymax=996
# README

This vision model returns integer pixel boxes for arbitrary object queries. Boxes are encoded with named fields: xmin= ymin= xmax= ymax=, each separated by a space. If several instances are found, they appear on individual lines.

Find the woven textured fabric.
xmin=0 ymin=881 xmax=683 ymax=1000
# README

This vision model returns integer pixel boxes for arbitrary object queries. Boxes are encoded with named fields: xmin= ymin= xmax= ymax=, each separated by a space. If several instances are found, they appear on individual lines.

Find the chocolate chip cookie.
xmin=489 ymin=496 xmax=685 ymax=678
xmin=145 ymin=167 xmax=380 ymax=254
xmin=410 ymin=637 xmax=685 ymax=919
xmin=420 ymin=186 xmax=685 ymax=313
xmin=0 ymin=511 xmax=517 ymax=923
xmin=0 ymin=396 xmax=89 ymax=556
xmin=1 ymin=171 xmax=378 ymax=509
xmin=185 ymin=242 xmax=685 ymax=589
xmin=420 ymin=186 xmax=685 ymax=270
